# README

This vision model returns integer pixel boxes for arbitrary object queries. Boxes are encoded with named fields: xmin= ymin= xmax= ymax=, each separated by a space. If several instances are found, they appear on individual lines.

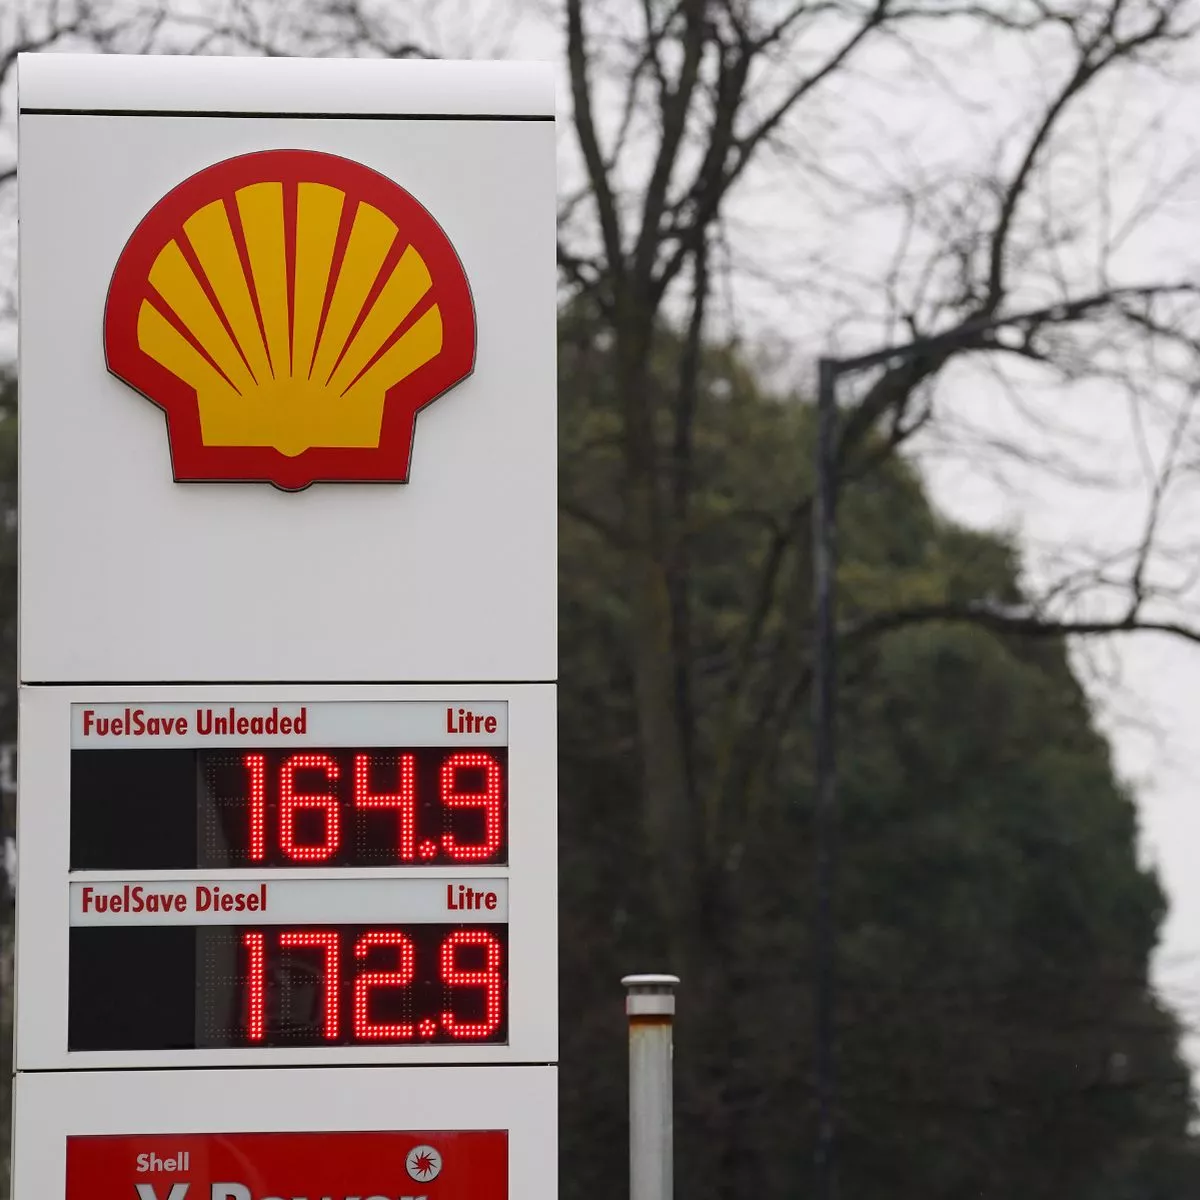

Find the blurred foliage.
xmin=557 ymin=310 xmax=1200 ymax=1200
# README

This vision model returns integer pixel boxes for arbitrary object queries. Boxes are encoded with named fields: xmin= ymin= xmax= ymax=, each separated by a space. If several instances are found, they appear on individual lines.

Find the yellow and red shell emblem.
xmin=105 ymin=149 xmax=475 ymax=489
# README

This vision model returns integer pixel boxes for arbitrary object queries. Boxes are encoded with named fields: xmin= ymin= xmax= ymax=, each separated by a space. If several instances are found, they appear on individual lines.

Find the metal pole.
xmin=813 ymin=359 xmax=839 ymax=1200
xmin=623 ymin=974 xmax=679 ymax=1200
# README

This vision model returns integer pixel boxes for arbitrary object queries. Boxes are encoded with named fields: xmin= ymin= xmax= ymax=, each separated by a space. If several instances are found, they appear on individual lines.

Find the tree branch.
xmin=654 ymin=0 xmax=893 ymax=296
xmin=845 ymin=601 xmax=1200 ymax=646
xmin=566 ymin=0 xmax=626 ymax=284
xmin=985 ymin=0 xmax=1188 ymax=306
xmin=632 ymin=0 xmax=710 ymax=288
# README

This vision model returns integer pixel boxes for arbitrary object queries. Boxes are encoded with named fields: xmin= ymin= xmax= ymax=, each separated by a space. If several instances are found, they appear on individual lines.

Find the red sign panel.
xmin=66 ymin=1129 xmax=506 ymax=1200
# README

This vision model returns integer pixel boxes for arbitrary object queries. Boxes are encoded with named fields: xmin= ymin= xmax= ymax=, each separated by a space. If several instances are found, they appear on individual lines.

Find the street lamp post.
xmin=810 ymin=300 xmax=1102 ymax=1200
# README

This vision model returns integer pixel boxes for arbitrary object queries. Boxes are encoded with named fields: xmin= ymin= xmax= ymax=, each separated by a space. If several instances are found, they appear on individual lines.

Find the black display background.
xmin=69 ymin=923 xmax=509 ymax=1050
xmin=69 ymin=925 xmax=197 ymax=1050
xmin=71 ymin=750 xmax=196 ymax=869
xmin=70 ymin=747 xmax=509 ymax=869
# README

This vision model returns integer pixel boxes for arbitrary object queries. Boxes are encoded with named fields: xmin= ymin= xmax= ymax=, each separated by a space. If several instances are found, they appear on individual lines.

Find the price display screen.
xmin=68 ymin=922 xmax=508 ymax=1050
xmin=68 ymin=704 xmax=515 ymax=1055
xmin=70 ymin=747 xmax=509 ymax=869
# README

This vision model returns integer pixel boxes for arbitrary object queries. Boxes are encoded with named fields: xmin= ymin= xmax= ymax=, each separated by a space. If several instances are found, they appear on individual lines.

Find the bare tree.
xmin=553 ymin=0 xmax=1200 ymax=969
xmin=552 ymin=7 xmax=1200 ymax=1188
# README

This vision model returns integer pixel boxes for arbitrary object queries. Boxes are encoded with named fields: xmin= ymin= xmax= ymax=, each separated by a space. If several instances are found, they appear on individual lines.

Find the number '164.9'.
xmin=243 ymin=751 xmax=504 ymax=863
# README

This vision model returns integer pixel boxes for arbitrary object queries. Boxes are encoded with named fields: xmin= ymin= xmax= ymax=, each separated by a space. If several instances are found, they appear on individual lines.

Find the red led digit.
xmin=439 ymin=752 xmax=504 ymax=861
xmin=244 ymin=753 xmax=266 ymax=862
xmin=242 ymin=930 xmax=265 ymax=1042
xmin=279 ymin=930 xmax=341 ymax=1040
xmin=440 ymin=929 xmax=504 ymax=1039
xmin=280 ymin=753 xmax=341 ymax=862
xmin=352 ymin=931 xmax=416 ymax=1040
xmin=353 ymin=754 xmax=416 ymax=861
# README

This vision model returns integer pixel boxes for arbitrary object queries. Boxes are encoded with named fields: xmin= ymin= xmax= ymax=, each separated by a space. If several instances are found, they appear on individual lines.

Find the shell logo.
xmin=104 ymin=149 xmax=476 ymax=490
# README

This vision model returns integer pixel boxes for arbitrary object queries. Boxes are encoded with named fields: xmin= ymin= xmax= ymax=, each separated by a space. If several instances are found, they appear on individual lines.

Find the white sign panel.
xmin=17 ymin=683 xmax=556 ymax=1070
xmin=18 ymin=54 xmax=556 ymax=683
xmin=70 ymin=877 xmax=510 ymax=925
xmin=71 ymin=701 xmax=509 ymax=746
xmin=14 ymin=1064 xmax=555 ymax=1200
xmin=14 ymin=54 xmax=557 ymax=1200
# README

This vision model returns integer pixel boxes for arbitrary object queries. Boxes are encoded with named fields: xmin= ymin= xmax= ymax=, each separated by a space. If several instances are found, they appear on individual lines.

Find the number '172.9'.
xmin=241 ymin=928 xmax=504 ymax=1043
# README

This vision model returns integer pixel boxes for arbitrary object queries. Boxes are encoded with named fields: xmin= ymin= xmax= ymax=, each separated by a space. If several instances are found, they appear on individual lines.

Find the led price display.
xmin=68 ymin=923 xmax=508 ymax=1050
xmin=70 ymin=747 xmax=509 ymax=869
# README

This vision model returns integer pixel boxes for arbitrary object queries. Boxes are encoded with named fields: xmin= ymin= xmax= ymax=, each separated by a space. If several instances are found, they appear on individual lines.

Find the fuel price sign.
xmin=14 ymin=52 xmax=558 ymax=1200
xmin=16 ymin=688 xmax=556 ymax=1071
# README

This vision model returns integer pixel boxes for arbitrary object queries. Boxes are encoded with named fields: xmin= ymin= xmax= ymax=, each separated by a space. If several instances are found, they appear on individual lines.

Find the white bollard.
xmin=623 ymin=974 xmax=680 ymax=1200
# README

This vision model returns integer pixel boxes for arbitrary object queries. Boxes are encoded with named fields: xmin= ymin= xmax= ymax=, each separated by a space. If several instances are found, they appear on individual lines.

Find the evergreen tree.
xmin=558 ymin=312 xmax=1198 ymax=1200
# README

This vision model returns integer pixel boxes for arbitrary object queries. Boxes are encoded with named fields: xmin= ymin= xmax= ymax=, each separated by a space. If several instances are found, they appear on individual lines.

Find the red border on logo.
xmin=104 ymin=149 xmax=476 ymax=490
